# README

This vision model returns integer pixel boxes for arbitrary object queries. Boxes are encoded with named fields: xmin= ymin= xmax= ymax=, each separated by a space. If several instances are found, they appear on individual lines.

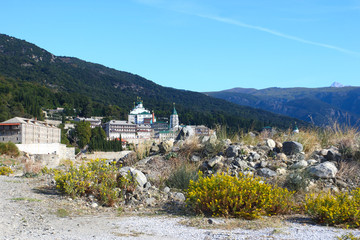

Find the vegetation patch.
xmin=0 ymin=142 xmax=19 ymax=157
xmin=0 ymin=165 xmax=13 ymax=175
xmin=54 ymin=159 xmax=136 ymax=206
xmin=55 ymin=208 xmax=70 ymax=218
xmin=186 ymin=172 xmax=295 ymax=219
xmin=166 ymin=162 xmax=199 ymax=190
xmin=10 ymin=197 xmax=41 ymax=202
xmin=305 ymin=189 xmax=360 ymax=228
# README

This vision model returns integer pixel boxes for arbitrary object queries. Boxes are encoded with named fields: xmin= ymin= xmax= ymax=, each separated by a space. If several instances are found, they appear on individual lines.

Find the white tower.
xmin=169 ymin=103 xmax=179 ymax=130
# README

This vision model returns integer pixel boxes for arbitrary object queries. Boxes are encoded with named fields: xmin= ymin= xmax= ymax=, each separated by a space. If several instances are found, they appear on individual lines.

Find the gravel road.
xmin=1 ymin=175 xmax=360 ymax=240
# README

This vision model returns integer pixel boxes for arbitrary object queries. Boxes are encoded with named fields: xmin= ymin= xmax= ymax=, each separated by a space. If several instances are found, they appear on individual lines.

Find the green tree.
xmin=75 ymin=121 xmax=91 ymax=149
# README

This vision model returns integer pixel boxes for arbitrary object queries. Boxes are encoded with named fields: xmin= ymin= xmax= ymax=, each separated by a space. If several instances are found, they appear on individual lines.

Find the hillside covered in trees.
xmin=0 ymin=33 xmax=308 ymax=131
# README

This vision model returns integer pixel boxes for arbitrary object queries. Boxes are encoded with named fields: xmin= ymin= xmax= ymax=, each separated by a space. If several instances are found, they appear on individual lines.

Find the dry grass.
xmin=23 ymin=159 xmax=42 ymax=175
xmin=134 ymin=141 xmax=152 ymax=160
xmin=179 ymin=137 xmax=202 ymax=159
xmin=275 ymin=129 xmax=321 ymax=154
xmin=337 ymin=161 xmax=360 ymax=185
xmin=318 ymin=123 xmax=359 ymax=149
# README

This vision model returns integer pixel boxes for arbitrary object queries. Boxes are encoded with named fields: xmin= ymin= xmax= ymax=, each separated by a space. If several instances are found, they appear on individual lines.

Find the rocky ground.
xmin=1 ymin=175 xmax=360 ymax=240
xmin=2 ymin=127 xmax=360 ymax=239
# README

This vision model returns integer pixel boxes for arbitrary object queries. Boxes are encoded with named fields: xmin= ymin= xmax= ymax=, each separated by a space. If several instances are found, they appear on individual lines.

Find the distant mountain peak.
xmin=330 ymin=82 xmax=344 ymax=88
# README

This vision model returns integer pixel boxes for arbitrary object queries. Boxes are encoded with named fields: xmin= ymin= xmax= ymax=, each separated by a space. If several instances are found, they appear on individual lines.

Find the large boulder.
xmin=257 ymin=168 xmax=277 ymax=178
xmin=159 ymin=140 xmax=174 ymax=153
xmin=119 ymin=167 xmax=147 ymax=187
xmin=308 ymin=161 xmax=338 ymax=179
xmin=116 ymin=151 xmax=137 ymax=166
xmin=266 ymin=139 xmax=276 ymax=149
xmin=176 ymin=126 xmax=195 ymax=140
xmin=282 ymin=141 xmax=303 ymax=155
xmin=207 ymin=155 xmax=223 ymax=168
xmin=226 ymin=145 xmax=239 ymax=158
xmin=290 ymin=160 xmax=308 ymax=169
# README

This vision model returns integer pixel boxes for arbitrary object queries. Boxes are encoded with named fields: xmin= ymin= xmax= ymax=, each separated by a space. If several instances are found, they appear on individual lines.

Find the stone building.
xmin=0 ymin=117 xmax=61 ymax=144
xmin=73 ymin=117 xmax=102 ymax=128
xmin=104 ymin=120 xmax=136 ymax=140
xmin=128 ymin=98 xmax=154 ymax=125
xmin=104 ymin=120 xmax=152 ymax=141
xmin=169 ymin=104 xmax=179 ymax=130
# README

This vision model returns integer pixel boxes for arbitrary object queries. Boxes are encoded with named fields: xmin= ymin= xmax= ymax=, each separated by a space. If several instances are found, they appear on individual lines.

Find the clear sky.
xmin=1 ymin=0 xmax=360 ymax=91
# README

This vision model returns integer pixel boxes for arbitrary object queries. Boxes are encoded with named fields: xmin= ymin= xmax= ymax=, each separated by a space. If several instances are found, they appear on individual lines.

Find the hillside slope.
xmin=206 ymin=87 xmax=360 ymax=126
xmin=0 ymin=33 xmax=308 ymax=130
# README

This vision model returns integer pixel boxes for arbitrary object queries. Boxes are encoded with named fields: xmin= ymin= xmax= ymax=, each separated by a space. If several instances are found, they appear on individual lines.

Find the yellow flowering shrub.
xmin=186 ymin=172 xmax=294 ymax=219
xmin=54 ymin=159 xmax=135 ymax=206
xmin=0 ymin=166 xmax=13 ymax=175
xmin=305 ymin=189 xmax=360 ymax=227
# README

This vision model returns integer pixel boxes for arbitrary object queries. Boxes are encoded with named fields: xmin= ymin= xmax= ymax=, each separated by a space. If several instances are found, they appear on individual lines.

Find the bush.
xmin=166 ymin=163 xmax=198 ymax=190
xmin=0 ymin=166 xmax=13 ymax=175
xmin=284 ymin=170 xmax=311 ymax=192
xmin=54 ymin=159 xmax=135 ymax=206
xmin=0 ymin=142 xmax=20 ymax=157
xmin=305 ymin=189 xmax=360 ymax=227
xmin=186 ymin=172 xmax=295 ymax=219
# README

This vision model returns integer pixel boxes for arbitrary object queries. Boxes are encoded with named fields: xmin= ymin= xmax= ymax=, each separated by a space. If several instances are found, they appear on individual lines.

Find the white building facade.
xmin=128 ymin=99 xmax=154 ymax=124
xmin=0 ymin=117 xmax=60 ymax=144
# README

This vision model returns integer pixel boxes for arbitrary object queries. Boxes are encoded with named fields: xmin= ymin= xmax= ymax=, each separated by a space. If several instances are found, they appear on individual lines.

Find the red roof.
xmin=0 ymin=123 xmax=20 ymax=126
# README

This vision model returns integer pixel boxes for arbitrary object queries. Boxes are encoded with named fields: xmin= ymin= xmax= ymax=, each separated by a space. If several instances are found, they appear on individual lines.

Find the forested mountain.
xmin=0 ymin=33 xmax=307 ymax=131
xmin=205 ymin=86 xmax=360 ymax=127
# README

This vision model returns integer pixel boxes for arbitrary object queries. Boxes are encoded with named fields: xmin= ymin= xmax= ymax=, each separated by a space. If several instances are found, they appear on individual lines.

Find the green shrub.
xmin=166 ymin=163 xmax=198 ymax=190
xmin=186 ymin=172 xmax=294 ymax=219
xmin=0 ymin=142 xmax=19 ymax=157
xmin=0 ymin=166 xmax=13 ymax=175
xmin=305 ymin=189 xmax=360 ymax=227
xmin=54 ymin=159 xmax=135 ymax=206
xmin=284 ymin=170 xmax=311 ymax=192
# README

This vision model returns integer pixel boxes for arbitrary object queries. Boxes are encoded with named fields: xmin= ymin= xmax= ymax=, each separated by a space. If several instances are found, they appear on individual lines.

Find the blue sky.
xmin=1 ymin=0 xmax=360 ymax=91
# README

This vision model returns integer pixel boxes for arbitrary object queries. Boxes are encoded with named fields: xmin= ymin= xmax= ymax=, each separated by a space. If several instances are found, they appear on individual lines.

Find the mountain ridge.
xmin=0 ymin=33 xmax=308 ymax=131
xmin=205 ymin=85 xmax=360 ymax=127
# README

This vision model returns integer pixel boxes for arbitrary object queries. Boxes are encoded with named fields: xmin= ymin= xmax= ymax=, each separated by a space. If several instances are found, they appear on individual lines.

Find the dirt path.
xmin=1 ymin=175 xmax=360 ymax=240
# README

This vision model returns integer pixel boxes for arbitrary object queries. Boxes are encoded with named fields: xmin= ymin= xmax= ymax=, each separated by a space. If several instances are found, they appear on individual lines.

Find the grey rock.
xmin=308 ymin=162 xmax=338 ymax=179
xmin=190 ymin=155 xmax=201 ymax=162
xmin=320 ymin=149 xmax=329 ymax=156
xmin=307 ymin=159 xmax=318 ymax=165
xmin=90 ymin=202 xmax=98 ymax=208
xmin=276 ymin=153 xmax=287 ymax=161
xmin=163 ymin=187 xmax=170 ymax=193
xmin=283 ymin=141 xmax=303 ymax=155
xmin=260 ymin=161 xmax=267 ymax=168
xmin=176 ymin=126 xmax=195 ymax=140
xmin=159 ymin=140 xmax=174 ymax=153
xmin=336 ymin=179 xmax=348 ymax=188
xmin=150 ymin=145 xmax=160 ymax=153
xmin=226 ymin=145 xmax=239 ymax=158
xmin=326 ymin=149 xmax=341 ymax=161
xmin=251 ymin=152 xmax=261 ymax=161
xmin=276 ymin=168 xmax=287 ymax=175
xmin=266 ymin=139 xmax=276 ymax=149
xmin=173 ymin=192 xmax=186 ymax=202
xmin=222 ymin=139 xmax=232 ymax=148
xmin=172 ymin=147 xmax=180 ymax=152
xmin=290 ymin=160 xmax=308 ymax=169
xmin=145 ymin=197 xmax=156 ymax=206
xmin=257 ymin=168 xmax=277 ymax=177
xmin=207 ymin=156 xmax=223 ymax=168
xmin=144 ymin=182 xmax=151 ymax=189
xmin=119 ymin=167 xmax=148 ymax=187
xmin=248 ymin=162 xmax=256 ymax=168
xmin=233 ymin=159 xmax=249 ymax=170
